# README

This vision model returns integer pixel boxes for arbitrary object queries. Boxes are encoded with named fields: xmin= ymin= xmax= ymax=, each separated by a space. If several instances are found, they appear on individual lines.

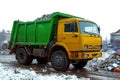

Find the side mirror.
xmin=98 ymin=26 xmax=100 ymax=34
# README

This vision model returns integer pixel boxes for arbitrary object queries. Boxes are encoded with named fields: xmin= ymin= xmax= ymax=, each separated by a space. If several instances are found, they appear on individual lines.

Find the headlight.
xmin=99 ymin=45 xmax=102 ymax=49
xmin=84 ymin=53 xmax=89 ymax=58
xmin=84 ymin=45 xmax=88 ymax=50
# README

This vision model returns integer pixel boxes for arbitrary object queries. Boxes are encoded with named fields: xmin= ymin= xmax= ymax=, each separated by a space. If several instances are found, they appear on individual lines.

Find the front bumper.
xmin=69 ymin=51 xmax=102 ymax=60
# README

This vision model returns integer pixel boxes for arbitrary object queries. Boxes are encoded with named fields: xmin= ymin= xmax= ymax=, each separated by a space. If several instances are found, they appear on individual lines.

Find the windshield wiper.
xmin=84 ymin=31 xmax=92 ymax=35
xmin=84 ymin=31 xmax=100 ymax=37
xmin=93 ymin=33 xmax=100 ymax=37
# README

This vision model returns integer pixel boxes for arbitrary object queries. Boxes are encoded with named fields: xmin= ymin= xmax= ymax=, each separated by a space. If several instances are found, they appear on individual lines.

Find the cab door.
xmin=61 ymin=22 xmax=80 ymax=51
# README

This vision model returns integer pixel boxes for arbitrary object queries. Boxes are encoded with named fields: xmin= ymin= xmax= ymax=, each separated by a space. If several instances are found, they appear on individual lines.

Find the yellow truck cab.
xmin=56 ymin=18 xmax=102 ymax=60
xmin=9 ymin=12 xmax=102 ymax=71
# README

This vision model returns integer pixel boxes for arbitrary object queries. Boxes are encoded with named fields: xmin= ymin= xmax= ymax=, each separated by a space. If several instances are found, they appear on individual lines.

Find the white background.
xmin=0 ymin=0 xmax=120 ymax=39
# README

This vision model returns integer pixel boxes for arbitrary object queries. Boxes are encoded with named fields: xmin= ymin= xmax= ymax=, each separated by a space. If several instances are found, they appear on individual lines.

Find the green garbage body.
xmin=10 ymin=12 xmax=76 ymax=49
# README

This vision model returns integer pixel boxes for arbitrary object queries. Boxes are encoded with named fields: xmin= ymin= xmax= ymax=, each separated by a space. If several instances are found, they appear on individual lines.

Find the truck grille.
xmin=88 ymin=45 xmax=101 ymax=49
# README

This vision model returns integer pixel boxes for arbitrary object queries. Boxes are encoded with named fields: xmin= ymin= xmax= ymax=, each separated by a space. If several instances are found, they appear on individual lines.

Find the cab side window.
xmin=64 ymin=22 xmax=78 ymax=32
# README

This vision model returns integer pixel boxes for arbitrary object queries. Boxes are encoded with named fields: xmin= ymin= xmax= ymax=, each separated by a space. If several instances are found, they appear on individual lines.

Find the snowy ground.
xmin=0 ymin=50 xmax=120 ymax=80
xmin=0 ymin=54 xmax=90 ymax=80
xmin=0 ymin=62 xmax=91 ymax=80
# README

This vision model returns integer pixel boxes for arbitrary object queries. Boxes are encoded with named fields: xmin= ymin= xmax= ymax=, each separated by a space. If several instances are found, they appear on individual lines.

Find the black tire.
xmin=50 ymin=50 xmax=69 ymax=71
xmin=16 ymin=48 xmax=33 ymax=65
xmin=37 ymin=58 xmax=47 ymax=64
xmin=72 ymin=60 xmax=88 ymax=69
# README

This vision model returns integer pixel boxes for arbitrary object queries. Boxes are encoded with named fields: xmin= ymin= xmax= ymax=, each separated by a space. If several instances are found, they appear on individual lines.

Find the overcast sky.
xmin=0 ymin=0 xmax=120 ymax=40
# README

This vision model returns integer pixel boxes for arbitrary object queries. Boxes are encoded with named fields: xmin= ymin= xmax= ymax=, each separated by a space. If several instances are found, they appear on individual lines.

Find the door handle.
xmin=62 ymin=37 xmax=66 ymax=39
xmin=72 ymin=34 xmax=78 ymax=37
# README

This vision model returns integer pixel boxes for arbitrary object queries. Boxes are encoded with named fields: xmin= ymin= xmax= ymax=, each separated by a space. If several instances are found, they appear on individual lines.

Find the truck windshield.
xmin=79 ymin=21 xmax=100 ymax=35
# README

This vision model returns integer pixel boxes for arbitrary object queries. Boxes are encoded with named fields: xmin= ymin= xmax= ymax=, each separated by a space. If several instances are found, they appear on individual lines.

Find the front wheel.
xmin=50 ymin=50 xmax=69 ymax=71
xmin=72 ymin=60 xmax=88 ymax=69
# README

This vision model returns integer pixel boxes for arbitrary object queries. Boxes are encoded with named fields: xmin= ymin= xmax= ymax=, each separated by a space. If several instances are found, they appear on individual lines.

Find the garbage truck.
xmin=9 ymin=12 xmax=102 ymax=71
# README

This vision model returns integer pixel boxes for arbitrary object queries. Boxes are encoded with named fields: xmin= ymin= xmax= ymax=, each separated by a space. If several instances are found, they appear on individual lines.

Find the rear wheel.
xmin=16 ymin=48 xmax=33 ymax=65
xmin=72 ymin=60 xmax=88 ymax=69
xmin=50 ymin=50 xmax=69 ymax=71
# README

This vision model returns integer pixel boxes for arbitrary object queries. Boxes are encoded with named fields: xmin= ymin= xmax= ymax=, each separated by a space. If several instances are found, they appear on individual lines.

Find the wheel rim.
xmin=52 ymin=52 xmax=65 ymax=68
xmin=20 ymin=52 xmax=25 ymax=60
xmin=18 ymin=50 xmax=26 ymax=63
xmin=53 ymin=54 xmax=64 ymax=67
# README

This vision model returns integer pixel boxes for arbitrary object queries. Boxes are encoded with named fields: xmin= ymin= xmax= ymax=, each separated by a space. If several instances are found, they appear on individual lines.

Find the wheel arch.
xmin=16 ymin=45 xmax=31 ymax=54
xmin=48 ymin=44 xmax=70 ymax=61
